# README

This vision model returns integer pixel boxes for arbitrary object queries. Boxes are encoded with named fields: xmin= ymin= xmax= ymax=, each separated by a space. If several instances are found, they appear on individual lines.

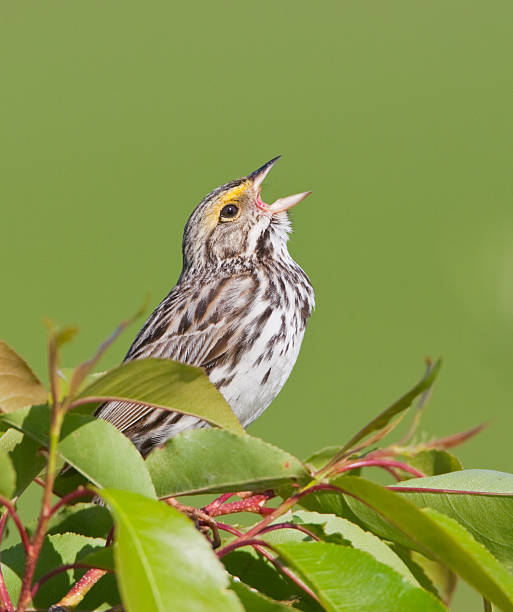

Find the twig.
xmin=202 ymin=493 xmax=233 ymax=515
xmin=216 ymin=524 xmax=320 ymax=603
xmin=0 ymin=574 xmax=14 ymax=612
xmin=381 ymin=465 xmax=402 ymax=481
xmin=399 ymin=358 xmax=434 ymax=444
xmin=17 ymin=333 xmax=67 ymax=612
xmin=217 ymin=538 xmax=277 ymax=558
xmin=0 ymin=511 xmax=14 ymax=612
xmin=258 ymin=522 xmax=321 ymax=541
xmin=334 ymin=458 xmax=426 ymax=479
xmin=0 ymin=496 xmax=30 ymax=555
xmin=31 ymin=563 xmax=106 ymax=599
xmin=49 ymin=487 xmax=94 ymax=517
xmin=203 ymin=492 xmax=275 ymax=517
xmin=50 ymin=567 xmax=108 ymax=608
xmin=387 ymin=486 xmax=513 ymax=496
xmin=53 ymin=527 xmax=114 ymax=609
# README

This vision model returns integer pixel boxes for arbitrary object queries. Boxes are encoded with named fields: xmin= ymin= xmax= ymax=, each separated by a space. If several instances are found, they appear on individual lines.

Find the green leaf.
xmin=1 ymin=404 xmax=156 ymax=497
xmin=0 ymin=428 xmax=45 ymax=497
xmin=265 ymin=511 xmax=419 ymax=587
xmin=75 ymin=358 xmax=245 ymax=435
xmin=397 ymin=450 xmax=462 ymax=479
xmin=274 ymin=541 xmax=446 ymax=611
xmin=54 ymin=325 xmax=80 ymax=348
xmin=45 ymin=502 xmax=113 ymax=539
xmin=0 ymin=340 xmax=47 ymax=413
xmin=388 ymin=469 xmax=513 ymax=569
xmin=99 ymin=488 xmax=243 ymax=612
xmin=223 ymin=550 xmax=323 ymax=612
xmin=1 ymin=562 xmax=21 ymax=605
xmin=79 ymin=546 xmax=115 ymax=571
xmin=230 ymin=579 xmax=297 ymax=611
xmin=2 ymin=532 xmax=108 ymax=609
xmin=304 ymin=446 xmax=343 ymax=471
xmin=424 ymin=510 xmax=513 ymax=602
xmin=340 ymin=360 xmax=441 ymax=455
xmin=301 ymin=476 xmax=513 ymax=611
xmin=147 ymin=429 xmax=309 ymax=498
xmin=0 ymin=450 xmax=15 ymax=499
xmin=407 ymin=550 xmax=457 ymax=605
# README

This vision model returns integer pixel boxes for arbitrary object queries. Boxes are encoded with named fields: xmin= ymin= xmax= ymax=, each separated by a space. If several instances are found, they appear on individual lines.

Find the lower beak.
xmin=268 ymin=191 xmax=311 ymax=213
xmin=248 ymin=156 xmax=311 ymax=214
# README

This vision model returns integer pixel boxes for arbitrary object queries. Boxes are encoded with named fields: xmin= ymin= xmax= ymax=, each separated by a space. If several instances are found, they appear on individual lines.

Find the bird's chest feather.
xmin=209 ymin=268 xmax=313 ymax=426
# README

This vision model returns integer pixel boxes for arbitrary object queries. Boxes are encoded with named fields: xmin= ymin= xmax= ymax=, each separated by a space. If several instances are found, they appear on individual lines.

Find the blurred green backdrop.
xmin=1 ymin=2 xmax=512 ymax=609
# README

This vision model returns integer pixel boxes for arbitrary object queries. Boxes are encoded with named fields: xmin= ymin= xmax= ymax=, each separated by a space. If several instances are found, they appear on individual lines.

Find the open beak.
xmin=248 ymin=156 xmax=311 ymax=214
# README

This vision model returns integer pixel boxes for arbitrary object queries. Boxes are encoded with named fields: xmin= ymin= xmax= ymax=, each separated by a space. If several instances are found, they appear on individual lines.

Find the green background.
xmin=1 ymin=2 xmax=512 ymax=609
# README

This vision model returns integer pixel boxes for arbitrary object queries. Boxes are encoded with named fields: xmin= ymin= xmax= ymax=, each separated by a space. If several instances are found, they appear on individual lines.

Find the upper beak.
xmin=248 ymin=156 xmax=311 ymax=214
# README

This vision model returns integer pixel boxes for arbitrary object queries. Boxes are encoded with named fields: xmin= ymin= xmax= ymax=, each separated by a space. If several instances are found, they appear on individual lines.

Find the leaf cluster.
xmin=0 ymin=321 xmax=511 ymax=611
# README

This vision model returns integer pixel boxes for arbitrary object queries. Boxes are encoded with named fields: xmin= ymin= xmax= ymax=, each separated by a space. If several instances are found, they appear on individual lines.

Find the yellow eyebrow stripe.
xmin=202 ymin=181 xmax=250 ymax=231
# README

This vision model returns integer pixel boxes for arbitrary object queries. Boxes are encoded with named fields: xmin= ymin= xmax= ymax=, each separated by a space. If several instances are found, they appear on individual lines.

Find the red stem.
xmin=33 ymin=477 xmax=64 ymax=499
xmin=106 ymin=527 xmax=114 ymax=548
xmin=336 ymin=459 xmax=426 ymax=479
xmin=49 ymin=487 xmax=94 ymax=517
xmin=31 ymin=563 xmax=105 ymax=599
xmin=0 ymin=511 xmax=14 ymax=612
xmin=0 ymin=576 xmax=14 ymax=612
xmin=202 ymin=493 xmax=233 ymax=514
xmin=0 ymin=496 xmax=30 ymax=555
xmin=381 ymin=465 xmax=402 ymax=481
xmin=203 ymin=492 xmax=275 ymax=517
xmin=258 ymin=522 xmax=321 ymax=541
xmin=53 ymin=527 xmax=114 ymax=609
xmin=17 ymin=334 xmax=65 ymax=612
xmin=215 ymin=525 xmax=320 ymax=603
xmin=51 ymin=567 xmax=108 ymax=608
xmin=241 ymin=484 xmax=344 ymax=541
xmin=217 ymin=538 xmax=276 ymax=559
xmin=216 ymin=522 xmax=242 ymax=536
xmin=387 ymin=486 xmax=513 ymax=496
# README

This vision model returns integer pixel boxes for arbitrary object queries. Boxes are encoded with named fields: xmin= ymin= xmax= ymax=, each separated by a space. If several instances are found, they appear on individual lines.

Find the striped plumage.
xmin=95 ymin=157 xmax=314 ymax=456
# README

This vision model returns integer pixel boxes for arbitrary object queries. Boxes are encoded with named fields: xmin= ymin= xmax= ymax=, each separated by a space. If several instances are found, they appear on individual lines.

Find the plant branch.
xmin=258 ymin=522 xmax=321 ymax=541
xmin=334 ymin=458 xmax=426 ymax=479
xmin=398 ymin=358 xmax=434 ymax=444
xmin=202 ymin=493 xmax=234 ymax=515
xmin=202 ymin=491 xmax=275 ymax=517
xmin=17 ymin=332 xmax=68 ymax=612
xmin=381 ymin=465 xmax=402 ymax=481
xmin=0 ymin=511 xmax=14 ymax=612
xmin=387 ymin=486 xmax=513 ymax=496
xmin=0 ymin=497 xmax=30 ymax=555
xmin=53 ymin=528 xmax=114 ymax=609
xmin=0 ymin=574 xmax=14 ymax=612
xmin=31 ymin=563 xmax=107 ymax=600
xmin=215 ymin=526 xmax=320 ymax=603
xmin=50 ymin=568 xmax=109 ymax=609
xmin=313 ymin=416 xmax=406 ymax=480
xmin=49 ymin=486 xmax=94 ymax=517
xmin=217 ymin=538 xmax=277 ymax=558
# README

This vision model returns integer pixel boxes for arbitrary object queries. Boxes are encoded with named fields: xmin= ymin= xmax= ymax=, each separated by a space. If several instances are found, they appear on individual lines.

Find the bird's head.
xmin=181 ymin=156 xmax=310 ymax=270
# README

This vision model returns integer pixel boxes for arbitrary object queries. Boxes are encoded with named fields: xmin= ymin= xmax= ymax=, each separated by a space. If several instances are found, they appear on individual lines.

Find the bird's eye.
xmin=219 ymin=204 xmax=240 ymax=222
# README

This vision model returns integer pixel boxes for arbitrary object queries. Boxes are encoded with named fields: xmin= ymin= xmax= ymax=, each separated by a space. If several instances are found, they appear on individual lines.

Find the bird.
xmin=95 ymin=157 xmax=315 ymax=456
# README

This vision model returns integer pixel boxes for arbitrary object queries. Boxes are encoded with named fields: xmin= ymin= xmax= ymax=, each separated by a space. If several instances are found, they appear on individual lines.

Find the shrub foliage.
xmin=0 ymin=319 xmax=511 ymax=611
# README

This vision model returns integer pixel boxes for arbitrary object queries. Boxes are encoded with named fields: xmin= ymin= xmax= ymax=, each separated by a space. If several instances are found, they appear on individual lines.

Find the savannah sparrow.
xmin=95 ymin=157 xmax=314 ymax=456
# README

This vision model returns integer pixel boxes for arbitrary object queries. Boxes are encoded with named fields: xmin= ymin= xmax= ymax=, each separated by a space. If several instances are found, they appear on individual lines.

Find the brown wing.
xmin=95 ymin=273 xmax=257 ymax=433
